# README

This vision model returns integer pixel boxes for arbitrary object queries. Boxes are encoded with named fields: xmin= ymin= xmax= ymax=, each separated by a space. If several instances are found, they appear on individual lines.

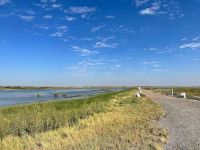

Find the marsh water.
xmin=0 ymin=88 xmax=123 ymax=107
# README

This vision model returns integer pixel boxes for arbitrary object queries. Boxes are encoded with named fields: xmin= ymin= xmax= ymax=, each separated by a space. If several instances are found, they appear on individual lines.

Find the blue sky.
xmin=0 ymin=0 xmax=200 ymax=86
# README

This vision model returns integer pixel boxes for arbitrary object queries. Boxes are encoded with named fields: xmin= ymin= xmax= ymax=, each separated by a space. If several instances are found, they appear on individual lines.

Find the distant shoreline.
xmin=0 ymin=86 xmax=130 ymax=90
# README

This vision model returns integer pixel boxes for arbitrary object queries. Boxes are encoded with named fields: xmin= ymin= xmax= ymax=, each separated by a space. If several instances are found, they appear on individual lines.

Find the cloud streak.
xmin=141 ymin=61 xmax=158 ymax=65
xmin=134 ymin=0 xmax=150 ymax=7
xmin=137 ymin=0 xmax=183 ymax=19
xmin=0 ymin=0 xmax=10 ymax=6
xmin=18 ymin=15 xmax=35 ymax=22
xmin=95 ymin=42 xmax=118 ymax=48
xmin=105 ymin=15 xmax=115 ymax=19
xmin=65 ymin=6 xmax=96 ymax=14
xmin=44 ymin=15 xmax=53 ymax=19
xmin=180 ymin=42 xmax=200 ymax=49
xmin=68 ymin=60 xmax=104 ymax=72
xmin=71 ymin=45 xmax=99 ymax=56
xmin=91 ymin=24 xmax=105 ymax=32
xmin=65 ymin=16 xmax=76 ymax=21
xmin=139 ymin=2 xmax=161 ymax=15
xmin=50 ymin=32 xmax=63 ymax=37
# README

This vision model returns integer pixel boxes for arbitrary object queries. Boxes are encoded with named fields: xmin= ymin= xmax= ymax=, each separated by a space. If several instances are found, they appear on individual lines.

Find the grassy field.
xmin=0 ymin=89 xmax=167 ymax=150
xmin=148 ymin=87 xmax=200 ymax=97
xmin=172 ymin=87 xmax=200 ymax=97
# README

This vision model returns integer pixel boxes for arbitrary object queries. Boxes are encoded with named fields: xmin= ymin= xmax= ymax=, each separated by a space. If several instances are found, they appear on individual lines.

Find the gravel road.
xmin=145 ymin=90 xmax=200 ymax=150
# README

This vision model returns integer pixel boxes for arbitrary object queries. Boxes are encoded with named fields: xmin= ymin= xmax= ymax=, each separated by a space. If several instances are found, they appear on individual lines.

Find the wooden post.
xmin=171 ymin=89 xmax=174 ymax=96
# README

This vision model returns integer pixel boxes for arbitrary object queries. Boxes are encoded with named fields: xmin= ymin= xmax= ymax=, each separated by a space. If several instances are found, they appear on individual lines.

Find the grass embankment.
xmin=0 ymin=92 xmax=116 ymax=139
xmin=0 ymin=89 xmax=167 ymax=150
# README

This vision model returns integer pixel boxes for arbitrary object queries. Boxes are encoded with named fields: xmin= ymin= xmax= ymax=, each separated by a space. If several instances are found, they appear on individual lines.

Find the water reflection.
xmin=0 ymin=88 xmax=122 ymax=107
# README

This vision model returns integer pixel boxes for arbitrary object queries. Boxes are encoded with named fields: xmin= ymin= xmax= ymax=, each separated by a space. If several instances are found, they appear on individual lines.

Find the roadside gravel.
xmin=145 ymin=90 xmax=200 ymax=150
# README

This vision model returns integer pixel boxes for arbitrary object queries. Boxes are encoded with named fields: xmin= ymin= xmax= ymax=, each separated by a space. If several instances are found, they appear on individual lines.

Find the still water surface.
xmin=0 ymin=88 xmax=122 ymax=107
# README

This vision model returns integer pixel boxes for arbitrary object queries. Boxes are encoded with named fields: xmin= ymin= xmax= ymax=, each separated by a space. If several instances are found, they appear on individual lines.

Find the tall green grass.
xmin=0 ymin=91 xmax=123 ymax=140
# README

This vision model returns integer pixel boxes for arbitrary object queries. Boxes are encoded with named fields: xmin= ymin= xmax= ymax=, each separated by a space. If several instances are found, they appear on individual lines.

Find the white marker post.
xmin=136 ymin=86 xmax=142 ymax=98
xmin=172 ymin=89 xmax=174 ymax=96
xmin=180 ymin=92 xmax=187 ymax=99
xmin=138 ymin=86 xmax=142 ymax=95
xmin=136 ymin=92 xmax=141 ymax=97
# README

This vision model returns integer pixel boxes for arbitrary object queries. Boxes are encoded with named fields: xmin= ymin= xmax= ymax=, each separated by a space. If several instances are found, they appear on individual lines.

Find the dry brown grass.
xmin=0 ymin=89 xmax=167 ymax=150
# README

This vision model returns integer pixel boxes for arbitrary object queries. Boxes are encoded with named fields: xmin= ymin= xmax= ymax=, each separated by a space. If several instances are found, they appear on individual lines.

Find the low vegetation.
xmin=0 ymin=89 xmax=167 ymax=150
xmin=150 ymin=87 xmax=200 ymax=99
xmin=172 ymin=87 xmax=200 ymax=97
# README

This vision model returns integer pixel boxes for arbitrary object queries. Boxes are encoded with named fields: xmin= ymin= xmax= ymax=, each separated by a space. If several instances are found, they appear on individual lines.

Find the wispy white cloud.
xmin=94 ymin=42 xmax=118 ymax=49
xmin=91 ymin=24 xmax=105 ymax=32
xmin=179 ymin=42 xmax=200 ymax=49
xmin=141 ymin=61 xmax=158 ymax=65
xmin=40 ymin=0 xmax=48 ymax=3
xmin=137 ymin=0 xmax=183 ymax=19
xmin=52 ymin=4 xmax=62 ymax=9
xmin=65 ymin=6 xmax=96 ymax=14
xmin=37 ymin=1 xmax=62 ymax=10
xmin=0 ymin=12 xmax=15 ymax=17
xmin=134 ymin=0 xmax=150 ymax=7
xmin=50 ymin=32 xmax=63 ymax=37
xmin=96 ymin=36 xmax=115 ymax=42
xmin=141 ymin=60 xmax=168 ymax=72
xmin=18 ymin=15 xmax=35 ymax=22
xmin=50 ymin=28 xmax=67 ymax=38
xmin=80 ymin=37 xmax=95 ymax=41
xmin=33 ymin=32 xmax=42 ymax=36
xmin=193 ymin=58 xmax=200 ymax=61
xmin=144 ymin=48 xmax=158 ymax=51
xmin=44 ymin=15 xmax=53 ymax=19
xmin=0 ymin=0 xmax=10 ymax=6
xmin=34 ymin=24 xmax=49 ymax=30
xmin=139 ymin=2 xmax=161 ymax=15
xmin=63 ymin=36 xmax=76 ymax=42
xmin=114 ymin=64 xmax=121 ymax=69
xmin=108 ymin=25 xmax=136 ymax=34
xmin=193 ymin=36 xmax=200 ymax=41
xmin=26 ymin=10 xmax=35 ymax=15
xmin=143 ymin=46 xmax=173 ymax=54
xmin=94 ymin=36 xmax=119 ymax=49
xmin=182 ymin=37 xmax=187 ymax=41
xmin=65 ymin=16 xmax=76 ymax=21
xmin=105 ymin=64 xmax=122 ymax=72
xmin=105 ymin=15 xmax=115 ymax=19
xmin=153 ymin=64 xmax=159 ymax=68
xmin=67 ymin=58 xmax=122 ymax=75
xmin=80 ymin=14 xmax=87 ymax=19
xmin=153 ymin=69 xmax=168 ymax=72
xmin=56 ymin=25 xmax=68 ymax=32
xmin=68 ymin=59 xmax=104 ymax=74
xmin=71 ymin=45 xmax=99 ymax=56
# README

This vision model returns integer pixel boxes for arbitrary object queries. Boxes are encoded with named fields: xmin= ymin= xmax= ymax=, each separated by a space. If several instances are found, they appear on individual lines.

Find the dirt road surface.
xmin=145 ymin=90 xmax=200 ymax=150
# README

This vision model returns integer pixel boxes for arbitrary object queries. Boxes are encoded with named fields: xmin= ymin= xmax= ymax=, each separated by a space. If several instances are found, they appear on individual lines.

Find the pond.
xmin=0 ymin=88 xmax=123 ymax=107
